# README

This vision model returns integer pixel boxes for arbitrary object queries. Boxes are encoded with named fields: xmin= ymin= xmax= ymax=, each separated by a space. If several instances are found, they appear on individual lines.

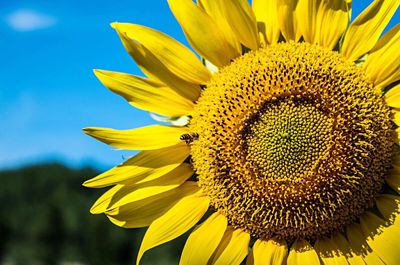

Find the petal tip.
xmin=93 ymin=69 xmax=108 ymax=78
xmin=82 ymin=180 xmax=93 ymax=188
xmin=89 ymin=204 xmax=103 ymax=214
xmin=110 ymin=22 xmax=119 ymax=29
xmin=82 ymin=127 xmax=95 ymax=135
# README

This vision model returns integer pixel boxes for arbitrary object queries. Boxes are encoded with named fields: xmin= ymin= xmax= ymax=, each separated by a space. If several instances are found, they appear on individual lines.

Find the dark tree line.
xmin=0 ymin=163 xmax=186 ymax=265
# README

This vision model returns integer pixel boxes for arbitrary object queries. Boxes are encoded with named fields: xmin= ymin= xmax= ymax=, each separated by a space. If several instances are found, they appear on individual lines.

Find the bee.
xmin=180 ymin=132 xmax=199 ymax=144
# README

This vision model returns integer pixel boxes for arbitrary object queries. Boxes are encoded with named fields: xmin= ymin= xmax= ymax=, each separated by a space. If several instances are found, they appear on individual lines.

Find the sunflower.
xmin=84 ymin=0 xmax=400 ymax=264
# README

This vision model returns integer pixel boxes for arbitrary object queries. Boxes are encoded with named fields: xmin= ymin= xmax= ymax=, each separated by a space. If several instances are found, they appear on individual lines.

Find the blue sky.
xmin=0 ymin=0 xmax=399 ymax=170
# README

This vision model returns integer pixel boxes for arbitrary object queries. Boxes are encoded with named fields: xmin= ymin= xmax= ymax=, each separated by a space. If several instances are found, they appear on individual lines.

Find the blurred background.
xmin=0 ymin=0 xmax=399 ymax=264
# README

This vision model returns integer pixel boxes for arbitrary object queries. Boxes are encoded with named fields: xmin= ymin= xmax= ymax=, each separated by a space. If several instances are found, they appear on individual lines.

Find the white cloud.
xmin=6 ymin=9 xmax=56 ymax=31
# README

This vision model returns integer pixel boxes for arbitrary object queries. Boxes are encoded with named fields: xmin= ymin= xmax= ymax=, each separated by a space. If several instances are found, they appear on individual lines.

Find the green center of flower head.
xmin=243 ymin=100 xmax=333 ymax=181
xmin=189 ymin=42 xmax=394 ymax=240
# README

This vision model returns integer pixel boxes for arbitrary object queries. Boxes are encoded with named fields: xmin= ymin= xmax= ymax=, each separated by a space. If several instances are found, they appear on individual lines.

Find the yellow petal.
xmin=287 ymin=239 xmax=320 ymax=265
xmin=246 ymin=238 xmax=288 ymax=265
xmin=331 ymin=233 xmax=365 ymax=265
xmin=364 ymin=24 xmax=400 ymax=92
xmin=137 ymin=194 xmax=209 ymax=264
xmin=252 ymin=0 xmax=280 ymax=44
xmin=296 ymin=0 xmax=321 ymax=44
xmin=113 ymin=24 xmax=201 ymax=101
xmin=346 ymin=223 xmax=385 ymax=265
xmin=386 ymin=164 xmax=400 ymax=193
xmin=360 ymin=211 xmax=400 ymax=264
xmin=106 ymin=181 xmax=200 ymax=228
xmin=210 ymin=227 xmax=250 ymax=265
xmin=198 ymin=0 xmax=242 ymax=55
xmin=394 ymin=109 xmax=400 ymax=125
xmin=180 ymin=212 xmax=227 ymax=265
xmin=341 ymin=0 xmax=399 ymax=62
xmin=90 ymin=164 xmax=191 ymax=214
xmin=316 ymin=0 xmax=352 ymax=50
xmin=90 ymin=184 xmax=123 ymax=214
xmin=217 ymin=0 xmax=260 ymax=50
xmin=376 ymin=194 xmax=400 ymax=227
xmin=277 ymin=0 xmax=301 ymax=42
xmin=167 ymin=0 xmax=240 ymax=67
xmin=93 ymin=70 xmax=194 ymax=117
xmin=384 ymin=83 xmax=400 ymax=108
xmin=83 ymin=125 xmax=187 ymax=150
xmin=83 ymin=143 xmax=189 ymax=188
xmin=111 ymin=23 xmax=211 ymax=85
xmin=314 ymin=236 xmax=349 ymax=265
xmin=101 ymin=163 xmax=193 ymax=210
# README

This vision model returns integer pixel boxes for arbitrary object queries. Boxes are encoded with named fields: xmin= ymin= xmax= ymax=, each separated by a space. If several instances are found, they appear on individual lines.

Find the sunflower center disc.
xmin=243 ymin=100 xmax=333 ymax=181
xmin=190 ymin=42 xmax=394 ymax=240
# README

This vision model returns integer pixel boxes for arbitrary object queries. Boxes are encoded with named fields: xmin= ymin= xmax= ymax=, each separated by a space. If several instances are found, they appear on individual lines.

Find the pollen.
xmin=190 ymin=42 xmax=394 ymax=240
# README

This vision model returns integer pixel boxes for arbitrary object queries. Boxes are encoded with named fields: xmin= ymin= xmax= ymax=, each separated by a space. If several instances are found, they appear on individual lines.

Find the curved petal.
xmin=316 ymin=0 xmax=352 ymax=50
xmin=277 ymin=0 xmax=301 ymax=42
xmin=106 ymin=181 xmax=200 ymax=228
xmin=314 ymin=236 xmax=349 ymax=265
xmin=252 ymin=0 xmax=280 ymax=44
xmin=113 ymin=23 xmax=201 ymax=101
xmin=83 ymin=143 xmax=189 ymax=188
xmin=137 ymin=193 xmax=209 ymax=264
xmin=346 ymin=223 xmax=385 ymax=265
xmin=394 ymin=109 xmax=400 ymax=126
xmin=210 ymin=227 xmax=250 ymax=265
xmin=83 ymin=125 xmax=187 ymax=150
xmin=364 ymin=24 xmax=400 ymax=92
xmin=384 ymin=84 xmax=400 ymax=108
xmin=296 ymin=0 xmax=321 ymax=44
xmin=341 ymin=0 xmax=399 ymax=62
xmin=90 ymin=184 xmax=123 ymax=214
xmin=111 ymin=23 xmax=211 ymax=85
xmin=331 ymin=233 xmax=365 ymax=265
xmin=376 ymin=194 xmax=400 ymax=227
xmin=360 ymin=212 xmax=400 ymax=264
xmin=98 ymin=163 xmax=193 ymax=211
xmin=287 ymin=239 xmax=320 ymax=265
xmin=168 ymin=0 xmax=240 ymax=67
xmin=180 ymin=212 xmax=227 ymax=265
xmin=218 ymin=0 xmax=260 ymax=50
xmin=94 ymin=70 xmax=194 ymax=117
xmin=198 ymin=0 xmax=242 ymax=55
xmin=246 ymin=238 xmax=288 ymax=265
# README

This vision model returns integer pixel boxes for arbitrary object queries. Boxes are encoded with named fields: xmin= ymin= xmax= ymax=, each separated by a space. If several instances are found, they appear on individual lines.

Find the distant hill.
xmin=0 ymin=163 xmax=186 ymax=265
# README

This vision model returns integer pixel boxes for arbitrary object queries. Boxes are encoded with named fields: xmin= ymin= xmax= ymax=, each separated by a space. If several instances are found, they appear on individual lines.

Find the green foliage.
xmin=0 ymin=163 xmax=186 ymax=265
